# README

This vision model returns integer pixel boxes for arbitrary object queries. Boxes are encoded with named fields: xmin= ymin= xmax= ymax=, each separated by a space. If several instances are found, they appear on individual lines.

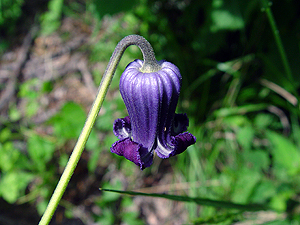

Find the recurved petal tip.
xmin=155 ymin=131 xmax=196 ymax=159
xmin=170 ymin=132 xmax=197 ymax=157
xmin=113 ymin=116 xmax=131 ymax=139
xmin=111 ymin=137 xmax=153 ymax=170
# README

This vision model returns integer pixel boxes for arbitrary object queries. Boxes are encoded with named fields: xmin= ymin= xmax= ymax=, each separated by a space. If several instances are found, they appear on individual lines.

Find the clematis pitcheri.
xmin=111 ymin=59 xmax=196 ymax=170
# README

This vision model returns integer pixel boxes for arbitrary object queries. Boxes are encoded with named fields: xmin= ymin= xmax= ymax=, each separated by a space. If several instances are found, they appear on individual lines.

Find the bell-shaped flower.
xmin=111 ymin=59 xmax=196 ymax=170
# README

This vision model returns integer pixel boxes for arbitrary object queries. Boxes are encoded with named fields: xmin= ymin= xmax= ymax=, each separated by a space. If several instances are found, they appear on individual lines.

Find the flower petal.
xmin=170 ymin=132 xmax=197 ymax=157
xmin=152 ymin=63 xmax=185 ymax=159
xmin=113 ymin=116 xmax=131 ymax=139
xmin=111 ymin=137 xmax=153 ymax=170
xmin=120 ymin=60 xmax=160 ymax=149
xmin=155 ymin=132 xmax=196 ymax=158
xmin=112 ymin=59 xmax=196 ymax=169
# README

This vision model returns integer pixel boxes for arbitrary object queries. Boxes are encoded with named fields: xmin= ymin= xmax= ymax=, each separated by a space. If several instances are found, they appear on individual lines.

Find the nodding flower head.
xmin=111 ymin=59 xmax=196 ymax=170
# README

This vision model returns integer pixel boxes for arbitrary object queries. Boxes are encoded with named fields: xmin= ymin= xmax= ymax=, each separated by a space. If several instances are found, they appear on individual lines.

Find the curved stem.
xmin=111 ymin=35 xmax=161 ymax=73
xmin=38 ymin=35 xmax=159 ymax=225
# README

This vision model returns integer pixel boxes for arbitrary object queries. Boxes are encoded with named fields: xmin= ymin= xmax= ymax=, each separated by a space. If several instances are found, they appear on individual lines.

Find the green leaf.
xmin=9 ymin=105 xmax=22 ymax=121
xmin=243 ymin=149 xmax=270 ymax=171
xmin=231 ymin=168 xmax=261 ymax=204
xmin=269 ymin=189 xmax=294 ymax=212
xmin=18 ymin=78 xmax=39 ymax=99
xmin=50 ymin=102 xmax=86 ymax=139
xmin=251 ymin=181 xmax=277 ymax=203
xmin=122 ymin=211 xmax=143 ymax=225
xmin=0 ymin=0 xmax=24 ymax=27
xmin=211 ymin=0 xmax=245 ymax=32
xmin=40 ymin=0 xmax=64 ymax=35
xmin=211 ymin=10 xmax=244 ymax=31
xmin=41 ymin=81 xmax=54 ymax=93
xmin=0 ymin=142 xmax=21 ymax=172
xmin=0 ymin=171 xmax=34 ymax=203
xmin=25 ymin=99 xmax=40 ymax=117
xmin=254 ymin=113 xmax=273 ymax=130
xmin=18 ymin=79 xmax=41 ymax=117
xmin=222 ymin=115 xmax=249 ymax=127
xmin=92 ymin=0 xmax=138 ymax=19
xmin=0 ymin=127 xmax=11 ymax=142
xmin=236 ymin=126 xmax=255 ymax=150
xmin=96 ymin=209 xmax=115 ymax=225
xmin=101 ymin=181 xmax=123 ymax=203
xmin=266 ymin=131 xmax=300 ymax=176
xmin=100 ymin=189 xmax=270 ymax=211
xmin=121 ymin=197 xmax=143 ymax=225
xmin=27 ymin=133 xmax=56 ymax=171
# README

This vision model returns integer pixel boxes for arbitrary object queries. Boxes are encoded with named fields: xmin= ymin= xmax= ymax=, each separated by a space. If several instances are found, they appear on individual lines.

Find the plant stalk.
xmin=38 ymin=35 xmax=158 ymax=225
xmin=262 ymin=1 xmax=293 ymax=84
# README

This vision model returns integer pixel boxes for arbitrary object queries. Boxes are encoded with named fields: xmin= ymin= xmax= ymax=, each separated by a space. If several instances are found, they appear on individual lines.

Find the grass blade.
xmin=100 ymin=188 xmax=271 ymax=212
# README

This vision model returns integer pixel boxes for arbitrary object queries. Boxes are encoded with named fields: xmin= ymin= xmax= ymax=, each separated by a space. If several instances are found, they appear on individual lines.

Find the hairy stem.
xmin=38 ymin=35 xmax=159 ymax=225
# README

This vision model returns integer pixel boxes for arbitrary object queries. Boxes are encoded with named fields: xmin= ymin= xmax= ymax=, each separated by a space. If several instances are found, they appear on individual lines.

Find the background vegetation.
xmin=0 ymin=0 xmax=300 ymax=224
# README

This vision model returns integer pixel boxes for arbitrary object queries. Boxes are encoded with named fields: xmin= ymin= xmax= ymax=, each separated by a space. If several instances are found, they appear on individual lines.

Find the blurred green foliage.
xmin=1 ymin=0 xmax=300 ymax=224
xmin=40 ymin=0 xmax=64 ymax=35
xmin=0 ymin=0 xmax=24 ymax=30
xmin=92 ymin=0 xmax=138 ymax=19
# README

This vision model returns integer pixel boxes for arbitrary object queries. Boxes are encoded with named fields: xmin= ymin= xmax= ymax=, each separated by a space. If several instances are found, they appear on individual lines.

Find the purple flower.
xmin=111 ymin=59 xmax=196 ymax=170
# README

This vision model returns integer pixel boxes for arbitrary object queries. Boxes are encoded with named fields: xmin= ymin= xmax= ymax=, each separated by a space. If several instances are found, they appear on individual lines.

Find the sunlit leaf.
xmin=50 ymin=102 xmax=86 ymax=139
xmin=266 ymin=131 xmax=300 ymax=176
xmin=237 ymin=126 xmax=255 ymax=150
xmin=243 ymin=149 xmax=270 ymax=171
xmin=231 ymin=168 xmax=261 ymax=204
xmin=27 ymin=133 xmax=56 ymax=171
xmin=0 ymin=142 xmax=21 ymax=172
xmin=254 ymin=113 xmax=274 ymax=130
xmin=0 ymin=171 xmax=33 ymax=203
xmin=251 ymin=181 xmax=277 ymax=204
xmin=211 ymin=0 xmax=245 ymax=32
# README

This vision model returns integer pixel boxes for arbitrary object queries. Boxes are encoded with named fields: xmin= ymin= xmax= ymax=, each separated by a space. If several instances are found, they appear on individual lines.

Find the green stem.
xmin=38 ymin=35 xmax=158 ymax=225
xmin=262 ymin=0 xmax=293 ymax=83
